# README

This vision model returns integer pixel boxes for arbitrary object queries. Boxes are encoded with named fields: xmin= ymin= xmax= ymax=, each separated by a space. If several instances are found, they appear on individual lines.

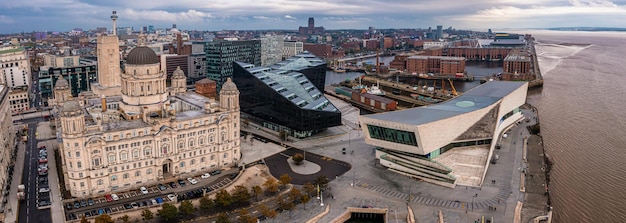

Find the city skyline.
xmin=1 ymin=0 xmax=626 ymax=34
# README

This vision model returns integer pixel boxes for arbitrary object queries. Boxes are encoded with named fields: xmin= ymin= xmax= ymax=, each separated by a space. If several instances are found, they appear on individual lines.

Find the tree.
xmin=215 ymin=189 xmax=233 ymax=208
xmin=179 ymin=200 xmax=195 ymax=219
xmin=141 ymin=209 xmax=154 ymax=220
xmin=231 ymin=185 xmax=251 ymax=207
xmin=259 ymin=204 xmax=277 ymax=223
xmin=237 ymin=208 xmax=257 ymax=223
xmin=199 ymin=196 xmax=215 ymax=213
xmin=251 ymin=185 xmax=263 ymax=201
xmin=216 ymin=213 xmax=231 ymax=223
xmin=277 ymin=194 xmax=295 ymax=218
xmin=157 ymin=203 xmax=179 ymax=223
xmin=263 ymin=178 xmax=279 ymax=195
xmin=303 ymin=182 xmax=316 ymax=197
xmin=94 ymin=214 xmax=114 ymax=223
xmin=279 ymin=174 xmax=292 ymax=189
xmin=292 ymin=153 xmax=304 ymax=165
xmin=301 ymin=193 xmax=311 ymax=210
xmin=80 ymin=216 xmax=89 ymax=223
xmin=314 ymin=175 xmax=330 ymax=190
xmin=117 ymin=215 xmax=130 ymax=223
xmin=288 ymin=187 xmax=302 ymax=205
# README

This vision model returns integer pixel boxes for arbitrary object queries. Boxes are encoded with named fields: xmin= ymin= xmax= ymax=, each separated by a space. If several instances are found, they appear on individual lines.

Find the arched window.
xmin=200 ymin=157 xmax=205 ymax=163
xmin=221 ymin=132 xmax=226 ymax=141
xmin=223 ymin=153 xmax=228 ymax=158
xmin=180 ymin=162 xmax=185 ymax=167
xmin=133 ymin=149 xmax=139 ymax=158
xmin=97 ymin=179 xmax=103 ymax=185
xmin=162 ymin=145 xmax=169 ymax=154
xmin=111 ymin=175 xmax=117 ymax=181
xmin=147 ymin=169 xmax=152 ymax=174
xmin=123 ymin=173 xmax=129 ymax=179
xmin=210 ymin=155 xmax=215 ymax=160
xmin=188 ymin=139 xmax=195 ymax=148
xmin=199 ymin=138 xmax=204 ymax=145
xmin=178 ymin=142 xmax=184 ymax=150
xmin=191 ymin=159 xmax=195 ymax=165
xmin=144 ymin=147 xmax=152 ymax=156
xmin=135 ymin=171 xmax=141 ymax=177
xmin=209 ymin=135 xmax=215 ymax=143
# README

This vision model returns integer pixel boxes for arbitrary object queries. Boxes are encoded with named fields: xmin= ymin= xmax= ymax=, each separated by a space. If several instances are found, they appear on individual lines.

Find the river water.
xmin=526 ymin=30 xmax=626 ymax=222
xmin=327 ymin=31 xmax=626 ymax=222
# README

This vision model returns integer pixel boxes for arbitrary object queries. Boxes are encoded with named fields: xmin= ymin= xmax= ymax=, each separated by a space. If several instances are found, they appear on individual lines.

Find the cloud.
xmin=284 ymin=15 xmax=296 ymax=20
xmin=122 ymin=9 xmax=213 ymax=22
xmin=253 ymin=16 xmax=272 ymax=20
xmin=0 ymin=15 xmax=14 ymax=24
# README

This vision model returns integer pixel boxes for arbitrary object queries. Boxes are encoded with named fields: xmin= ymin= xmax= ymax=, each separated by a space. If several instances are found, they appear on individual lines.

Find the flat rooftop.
xmin=364 ymin=81 xmax=525 ymax=125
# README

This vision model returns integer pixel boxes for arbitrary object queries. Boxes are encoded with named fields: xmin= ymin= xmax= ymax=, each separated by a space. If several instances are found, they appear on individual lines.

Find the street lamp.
xmin=472 ymin=193 xmax=478 ymax=211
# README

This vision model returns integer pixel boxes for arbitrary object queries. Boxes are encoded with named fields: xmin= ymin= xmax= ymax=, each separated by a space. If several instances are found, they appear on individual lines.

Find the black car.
xmin=84 ymin=211 xmax=91 ymax=217
xmin=158 ymin=184 xmax=167 ymax=191
xmin=210 ymin=170 xmax=221 ymax=176
xmin=168 ymin=182 xmax=178 ymax=188
xmin=123 ymin=203 xmax=132 ymax=209
xmin=105 ymin=207 xmax=112 ymax=213
xmin=74 ymin=201 xmax=80 ymax=209
xmin=67 ymin=213 xmax=77 ymax=220
xmin=91 ymin=210 xmax=98 ymax=216
xmin=229 ymin=173 xmax=237 ymax=179
xmin=80 ymin=199 xmax=87 ymax=207
xmin=65 ymin=203 xmax=73 ymax=210
xmin=177 ymin=179 xmax=186 ymax=187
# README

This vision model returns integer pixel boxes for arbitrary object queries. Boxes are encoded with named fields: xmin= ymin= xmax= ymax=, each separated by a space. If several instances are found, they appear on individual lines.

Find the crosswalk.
xmin=355 ymin=181 xmax=510 ymax=211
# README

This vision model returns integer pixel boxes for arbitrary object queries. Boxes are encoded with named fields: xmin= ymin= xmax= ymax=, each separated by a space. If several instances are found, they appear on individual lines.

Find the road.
xmin=18 ymin=119 xmax=51 ymax=223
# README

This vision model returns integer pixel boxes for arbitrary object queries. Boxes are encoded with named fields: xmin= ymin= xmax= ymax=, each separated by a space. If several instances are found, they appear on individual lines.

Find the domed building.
xmin=57 ymin=17 xmax=241 ymax=198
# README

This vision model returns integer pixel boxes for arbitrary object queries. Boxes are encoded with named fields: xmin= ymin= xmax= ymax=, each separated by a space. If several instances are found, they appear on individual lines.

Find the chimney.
xmin=101 ymin=95 xmax=107 ymax=112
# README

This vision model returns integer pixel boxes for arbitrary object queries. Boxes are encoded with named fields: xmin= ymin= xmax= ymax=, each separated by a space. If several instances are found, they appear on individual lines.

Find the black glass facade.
xmin=233 ymin=62 xmax=341 ymax=138
xmin=38 ymin=65 xmax=97 ymax=102
xmin=367 ymin=124 xmax=418 ymax=146
xmin=204 ymin=40 xmax=261 ymax=91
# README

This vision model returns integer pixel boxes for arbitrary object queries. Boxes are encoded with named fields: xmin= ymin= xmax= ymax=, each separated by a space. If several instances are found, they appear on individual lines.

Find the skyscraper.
xmin=203 ymin=40 xmax=261 ymax=91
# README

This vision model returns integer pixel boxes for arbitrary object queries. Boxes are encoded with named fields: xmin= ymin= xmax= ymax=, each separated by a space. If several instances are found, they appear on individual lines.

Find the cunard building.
xmin=52 ymin=12 xmax=241 ymax=197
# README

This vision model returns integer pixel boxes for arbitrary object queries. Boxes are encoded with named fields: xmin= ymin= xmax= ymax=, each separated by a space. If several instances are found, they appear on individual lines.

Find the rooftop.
xmin=364 ymin=81 xmax=526 ymax=125
xmin=408 ymin=55 xmax=465 ymax=61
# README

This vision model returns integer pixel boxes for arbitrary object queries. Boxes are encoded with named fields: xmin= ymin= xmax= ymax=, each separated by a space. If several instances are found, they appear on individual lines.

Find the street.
xmin=18 ymin=119 xmax=51 ymax=223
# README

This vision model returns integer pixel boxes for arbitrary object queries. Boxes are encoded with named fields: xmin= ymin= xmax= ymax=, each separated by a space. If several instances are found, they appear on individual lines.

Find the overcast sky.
xmin=1 ymin=0 xmax=626 ymax=34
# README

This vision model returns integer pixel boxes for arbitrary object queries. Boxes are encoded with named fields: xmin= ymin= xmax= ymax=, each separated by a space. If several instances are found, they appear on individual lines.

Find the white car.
xmin=111 ymin=193 xmax=119 ymax=201
xmin=167 ymin=194 xmax=177 ymax=202
xmin=201 ymin=173 xmax=211 ymax=179
xmin=140 ymin=187 xmax=149 ymax=195
xmin=187 ymin=177 xmax=198 ymax=185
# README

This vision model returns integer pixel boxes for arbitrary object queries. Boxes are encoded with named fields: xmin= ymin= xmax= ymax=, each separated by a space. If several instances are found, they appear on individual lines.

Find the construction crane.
xmin=448 ymin=78 xmax=458 ymax=96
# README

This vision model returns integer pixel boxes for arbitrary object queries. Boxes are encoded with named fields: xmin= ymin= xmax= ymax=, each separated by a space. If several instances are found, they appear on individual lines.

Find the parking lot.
xmin=64 ymin=169 xmax=240 ymax=221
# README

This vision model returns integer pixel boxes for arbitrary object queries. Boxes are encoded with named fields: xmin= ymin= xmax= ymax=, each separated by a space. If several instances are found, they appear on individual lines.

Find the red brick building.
xmin=503 ymin=50 xmax=532 ymax=75
xmin=447 ymin=47 xmax=512 ymax=61
xmin=406 ymin=56 xmax=465 ymax=74
xmin=303 ymin=43 xmax=332 ymax=58
xmin=195 ymin=78 xmax=217 ymax=98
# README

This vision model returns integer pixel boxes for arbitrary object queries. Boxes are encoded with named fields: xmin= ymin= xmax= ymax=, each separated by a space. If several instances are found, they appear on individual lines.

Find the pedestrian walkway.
xmin=3 ymin=138 xmax=26 ymax=223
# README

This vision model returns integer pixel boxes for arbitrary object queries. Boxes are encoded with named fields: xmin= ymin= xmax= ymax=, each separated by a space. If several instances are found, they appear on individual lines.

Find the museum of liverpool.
xmin=359 ymin=81 xmax=528 ymax=188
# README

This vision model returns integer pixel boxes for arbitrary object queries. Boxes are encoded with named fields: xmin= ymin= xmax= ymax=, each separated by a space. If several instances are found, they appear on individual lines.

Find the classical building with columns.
xmin=54 ymin=13 xmax=241 ymax=197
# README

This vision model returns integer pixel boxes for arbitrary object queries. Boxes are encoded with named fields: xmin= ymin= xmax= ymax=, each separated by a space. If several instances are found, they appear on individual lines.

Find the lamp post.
xmin=472 ymin=193 xmax=478 ymax=211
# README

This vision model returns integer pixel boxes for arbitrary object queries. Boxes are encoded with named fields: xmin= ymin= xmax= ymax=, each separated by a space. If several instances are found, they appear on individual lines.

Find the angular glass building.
xmin=233 ymin=53 xmax=341 ymax=138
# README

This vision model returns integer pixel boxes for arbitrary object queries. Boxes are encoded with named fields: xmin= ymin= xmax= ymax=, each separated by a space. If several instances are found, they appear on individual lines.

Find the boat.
xmin=334 ymin=67 xmax=347 ymax=73
xmin=367 ymin=80 xmax=385 ymax=95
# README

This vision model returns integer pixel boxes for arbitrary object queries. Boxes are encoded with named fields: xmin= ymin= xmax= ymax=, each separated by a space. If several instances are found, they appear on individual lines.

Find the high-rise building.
xmin=233 ymin=53 xmax=341 ymax=138
xmin=298 ymin=17 xmax=325 ymax=35
xmin=203 ymin=40 xmax=261 ymax=91
xmin=436 ymin=25 xmax=443 ymax=39
xmin=283 ymin=41 xmax=303 ymax=59
xmin=0 ymin=85 xmax=16 ymax=208
xmin=260 ymin=35 xmax=284 ymax=66
xmin=93 ymin=11 xmax=122 ymax=97
xmin=38 ymin=65 xmax=97 ymax=103
xmin=55 ymin=35 xmax=241 ymax=198
xmin=0 ymin=46 xmax=31 ymax=89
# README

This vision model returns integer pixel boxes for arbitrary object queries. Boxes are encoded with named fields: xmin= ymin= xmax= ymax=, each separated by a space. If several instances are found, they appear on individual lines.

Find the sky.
xmin=1 ymin=0 xmax=626 ymax=34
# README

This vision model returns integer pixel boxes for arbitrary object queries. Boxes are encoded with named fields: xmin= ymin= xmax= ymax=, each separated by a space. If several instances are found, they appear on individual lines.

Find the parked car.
xmin=111 ymin=193 xmax=119 ymax=201
xmin=105 ymin=207 xmax=112 ymax=213
xmin=80 ymin=199 xmax=87 ymax=207
xmin=105 ymin=194 xmax=113 ymax=202
xmin=229 ymin=173 xmax=238 ymax=179
xmin=168 ymin=182 xmax=178 ymax=188
xmin=177 ymin=179 xmax=186 ymax=187
xmin=155 ymin=197 xmax=164 ymax=204
xmin=140 ymin=187 xmax=149 ymax=195
xmin=131 ymin=202 xmax=139 ymax=208
xmin=87 ymin=198 xmax=94 ymax=206
xmin=167 ymin=194 xmax=177 ymax=202
xmin=158 ymin=184 xmax=167 ymax=191
xmin=210 ymin=170 xmax=221 ymax=176
xmin=73 ymin=201 xmax=80 ymax=209
xmin=65 ymin=203 xmax=73 ymax=210
xmin=187 ymin=177 xmax=198 ymax=185
xmin=123 ymin=203 xmax=132 ymax=209
xmin=201 ymin=173 xmax=211 ymax=179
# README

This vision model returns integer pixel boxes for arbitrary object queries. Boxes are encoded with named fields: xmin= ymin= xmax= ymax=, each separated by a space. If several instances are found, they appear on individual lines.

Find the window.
xmin=209 ymin=135 xmax=214 ymax=143
xmin=188 ymin=139 xmax=194 ymax=148
xmin=147 ymin=169 xmax=152 ymax=174
xmin=67 ymin=152 xmax=71 ymax=158
xmin=223 ymin=153 xmax=228 ymax=158
xmin=191 ymin=159 xmax=195 ymax=165
xmin=180 ymin=162 xmax=185 ymax=167
xmin=221 ymin=132 xmax=226 ymax=141
xmin=144 ymin=148 xmax=152 ymax=156
xmin=108 ymin=154 xmax=115 ymax=163
xmin=79 ymin=173 xmax=83 ymax=178
xmin=121 ymin=152 xmax=128 ymax=161
xmin=162 ymin=145 xmax=169 ymax=154
xmin=201 ymin=157 xmax=205 ymax=163
xmin=111 ymin=175 xmax=117 ymax=181
xmin=123 ymin=173 xmax=129 ymax=179
xmin=178 ymin=142 xmax=184 ymax=150
xmin=210 ymin=155 xmax=215 ymax=160
xmin=133 ymin=149 xmax=139 ymax=158
xmin=76 ymin=151 xmax=80 ymax=157
xmin=135 ymin=171 xmax=140 ymax=177
xmin=92 ymin=158 xmax=101 ymax=167
xmin=97 ymin=179 xmax=103 ymax=186
xmin=234 ymin=131 xmax=237 ymax=138
xmin=120 ymin=132 xmax=124 ymax=139
xmin=80 ymin=182 xmax=85 ymax=187
xmin=77 ymin=161 xmax=82 ymax=168
xmin=199 ymin=138 xmax=204 ymax=145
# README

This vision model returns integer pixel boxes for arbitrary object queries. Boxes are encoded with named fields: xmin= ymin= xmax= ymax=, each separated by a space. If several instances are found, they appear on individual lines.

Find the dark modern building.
xmin=269 ymin=52 xmax=327 ymax=91
xmin=204 ymin=40 xmax=261 ymax=91
xmin=233 ymin=60 xmax=341 ymax=138
xmin=38 ymin=65 xmax=97 ymax=103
